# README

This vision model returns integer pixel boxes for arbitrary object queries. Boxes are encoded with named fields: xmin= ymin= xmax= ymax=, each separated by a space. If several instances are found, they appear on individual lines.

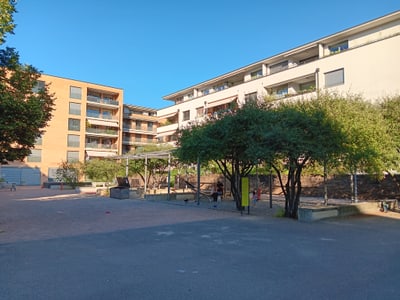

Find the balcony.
xmin=86 ymin=127 xmax=118 ymax=136
xmin=85 ymin=143 xmax=118 ymax=150
xmin=87 ymin=95 xmax=119 ymax=106
xmin=87 ymin=111 xmax=118 ymax=120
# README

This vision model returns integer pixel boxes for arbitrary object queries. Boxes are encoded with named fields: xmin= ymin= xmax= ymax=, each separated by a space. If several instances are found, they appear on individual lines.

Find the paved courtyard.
xmin=1 ymin=187 xmax=399 ymax=299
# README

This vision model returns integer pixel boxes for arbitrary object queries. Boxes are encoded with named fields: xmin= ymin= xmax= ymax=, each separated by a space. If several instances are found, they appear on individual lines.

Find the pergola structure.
xmin=112 ymin=150 xmax=173 ymax=199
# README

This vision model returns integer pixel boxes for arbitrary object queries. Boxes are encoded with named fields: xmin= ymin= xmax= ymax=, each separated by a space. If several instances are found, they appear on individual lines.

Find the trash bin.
xmin=110 ymin=177 xmax=130 ymax=199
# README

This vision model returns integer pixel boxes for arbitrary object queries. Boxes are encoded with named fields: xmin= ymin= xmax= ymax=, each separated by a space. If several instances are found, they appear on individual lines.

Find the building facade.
xmin=122 ymin=104 xmax=158 ymax=154
xmin=2 ymin=75 xmax=124 ymax=185
xmin=156 ymin=11 xmax=400 ymax=144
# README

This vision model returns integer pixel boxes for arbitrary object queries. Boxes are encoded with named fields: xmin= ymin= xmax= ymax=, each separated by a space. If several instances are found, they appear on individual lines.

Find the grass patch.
xmin=274 ymin=207 xmax=285 ymax=217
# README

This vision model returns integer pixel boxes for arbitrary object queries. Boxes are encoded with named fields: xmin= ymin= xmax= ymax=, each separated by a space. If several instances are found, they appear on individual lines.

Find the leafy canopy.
xmin=0 ymin=1 xmax=55 ymax=162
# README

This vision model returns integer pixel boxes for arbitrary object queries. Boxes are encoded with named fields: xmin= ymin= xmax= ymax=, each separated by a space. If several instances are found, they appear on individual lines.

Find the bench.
xmin=0 ymin=182 xmax=16 ymax=191
xmin=379 ymin=199 xmax=398 ymax=212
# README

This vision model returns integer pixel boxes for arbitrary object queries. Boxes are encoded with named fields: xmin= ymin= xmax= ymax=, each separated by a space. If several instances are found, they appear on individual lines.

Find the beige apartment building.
xmin=157 ymin=11 xmax=400 ymax=144
xmin=1 ymin=75 xmax=124 ymax=185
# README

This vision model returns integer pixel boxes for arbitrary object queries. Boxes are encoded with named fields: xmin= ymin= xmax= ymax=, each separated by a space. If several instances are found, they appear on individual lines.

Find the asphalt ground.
xmin=1 ymin=187 xmax=400 ymax=299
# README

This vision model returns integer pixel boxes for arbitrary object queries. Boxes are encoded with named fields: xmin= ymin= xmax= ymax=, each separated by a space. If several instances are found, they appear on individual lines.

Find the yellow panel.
xmin=241 ymin=177 xmax=249 ymax=207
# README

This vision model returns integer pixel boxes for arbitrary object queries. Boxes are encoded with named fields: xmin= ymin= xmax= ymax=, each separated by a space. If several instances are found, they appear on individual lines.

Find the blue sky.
xmin=4 ymin=1 xmax=399 ymax=109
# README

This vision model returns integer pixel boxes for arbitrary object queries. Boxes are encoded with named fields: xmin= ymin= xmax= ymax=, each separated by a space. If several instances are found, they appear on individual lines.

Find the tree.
xmin=317 ymin=93 xmax=395 ymax=201
xmin=175 ymin=104 xmax=263 ymax=209
xmin=126 ymin=144 xmax=175 ymax=188
xmin=255 ymin=101 xmax=345 ymax=218
xmin=83 ymin=159 xmax=125 ymax=183
xmin=56 ymin=161 xmax=83 ymax=188
xmin=380 ymin=95 xmax=400 ymax=194
xmin=0 ymin=0 xmax=16 ymax=44
xmin=0 ymin=1 xmax=55 ymax=163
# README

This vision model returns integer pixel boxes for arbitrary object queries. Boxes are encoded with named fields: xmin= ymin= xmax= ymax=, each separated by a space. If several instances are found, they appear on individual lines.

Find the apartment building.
xmin=1 ymin=75 xmax=124 ymax=185
xmin=157 ymin=11 xmax=400 ymax=144
xmin=122 ymin=104 xmax=158 ymax=153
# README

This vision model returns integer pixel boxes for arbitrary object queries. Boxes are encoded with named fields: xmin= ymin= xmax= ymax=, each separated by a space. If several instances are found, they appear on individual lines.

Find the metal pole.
xmin=167 ymin=153 xmax=171 ymax=201
xmin=196 ymin=156 xmax=200 ymax=205
xmin=144 ymin=155 xmax=148 ymax=198
xmin=269 ymin=163 xmax=273 ymax=209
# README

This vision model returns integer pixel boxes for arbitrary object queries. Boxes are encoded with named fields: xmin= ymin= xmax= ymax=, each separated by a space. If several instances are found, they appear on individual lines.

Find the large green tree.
xmin=0 ymin=0 xmax=55 ymax=163
xmin=176 ymin=104 xmax=264 ymax=209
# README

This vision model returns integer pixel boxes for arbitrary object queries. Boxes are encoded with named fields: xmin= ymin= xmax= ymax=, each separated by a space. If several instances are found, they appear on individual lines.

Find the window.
xmin=67 ymin=151 xmax=79 ymax=162
xmin=147 ymin=135 xmax=154 ymax=142
xmin=87 ymin=107 xmax=100 ymax=118
xmin=102 ymin=110 xmax=112 ymax=119
xmin=299 ymin=81 xmax=316 ymax=92
xmin=183 ymin=110 xmax=190 ymax=121
xmin=32 ymin=80 xmax=45 ymax=93
xmin=329 ymin=41 xmax=348 ymax=54
xmin=68 ymin=118 xmax=81 ymax=131
xmin=148 ymin=122 xmax=153 ymax=131
xmin=201 ymin=88 xmax=210 ymax=96
xmin=35 ymin=137 xmax=42 ymax=145
xmin=325 ymin=69 xmax=344 ymax=87
xmin=27 ymin=149 xmax=41 ymax=162
xmin=70 ymin=86 xmax=82 ymax=99
xmin=136 ymin=121 xmax=142 ymax=130
xmin=135 ymin=134 xmax=142 ymax=142
xmin=67 ymin=135 xmax=80 ymax=147
xmin=69 ymin=102 xmax=81 ymax=115
xmin=245 ymin=92 xmax=258 ymax=103
xmin=196 ymin=106 xmax=204 ymax=117
xmin=251 ymin=69 xmax=262 ymax=80
xmin=269 ymin=61 xmax=288 ymax=74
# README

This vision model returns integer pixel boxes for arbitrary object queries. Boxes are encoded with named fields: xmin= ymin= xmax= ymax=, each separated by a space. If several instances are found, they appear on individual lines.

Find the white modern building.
xmin=157 ymin=11 xmax=400 ymax=144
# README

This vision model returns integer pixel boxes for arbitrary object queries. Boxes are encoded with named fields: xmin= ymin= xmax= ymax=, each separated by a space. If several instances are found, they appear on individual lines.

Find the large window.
xmin=325 ymin=68 xmax=344 ymax=87
xmin=136 ymin=120 xmax=142 ymax=130
xmin=67 ymin=135 xmax=80 ymax=147
xmin=196 ymin=107 xmax=204 ymax=117
xmin=148 ymin=122 xmax=153 ymax=131
xmin=70 ymin=86 xmax=82 ymax=99
xmin=68 ymin=118 xmax=81 ymax=131
xmin=269 ymin=61 xmax=288 ymax=74
xmin=329 ymin=41 xmax=348 ymax=54
xmin=69 ymin=102 xmax=81 ymax=115
xmin=67 ymin=151 xmax=79 ymax=162
xmin=183 ymin=110 xmax=190 ymax=121
xmin=27 ymin=149 xmax=41 ymax=162
xmin=245 ymin=92 xmax=258 ymax=103
xmin=32 ymin=80 xmax=45 ymax=93
xmin=251 ymin=69 xmax=262 ymax=80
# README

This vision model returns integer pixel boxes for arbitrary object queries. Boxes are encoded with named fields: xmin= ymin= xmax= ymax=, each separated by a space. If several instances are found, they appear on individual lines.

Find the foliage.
xmin=0 ymin=2 xmax=55 ymax=163
xmin=83 ymin=159 xmax=124 ymax=183
xmin=176 ymin=103 xmax=265 ymax=209
xmin=0 ymin=0 xmax=16 ymax=44
xmin=56 ymin=161 xmax=83 ymax=188
xmin=176 ymin=93 xmax=394 ymax=219
xmin=380 ymin=95 xmax=400 ymax=169
xmin=126 ymin=144 xmax=174 ymax=188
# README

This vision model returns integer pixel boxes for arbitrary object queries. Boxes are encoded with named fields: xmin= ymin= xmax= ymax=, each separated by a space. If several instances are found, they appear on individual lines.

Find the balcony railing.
xmin=87 ymin=95 xmax=119 ymax=106
xmin=86 ymin=111 xmax=118 ymax=120
xmin=86 ymin=127 xmax=118 ymax=135
xmin=85 ymin=143 xmax=118 ymax=149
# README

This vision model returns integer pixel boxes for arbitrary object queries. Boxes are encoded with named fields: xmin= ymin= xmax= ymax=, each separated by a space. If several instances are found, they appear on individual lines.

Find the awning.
xmin=158 ymin=111 xmax=178 ymax=119
xmin=87 ymin=119 xmax=119 ymax=127
xmin=156 ymin=130 xmax=176 ymax=138
xmin=207 ymin=96 xmax=237 ymax=108
xmin=86 ymin=151 xmax=117 ymax=158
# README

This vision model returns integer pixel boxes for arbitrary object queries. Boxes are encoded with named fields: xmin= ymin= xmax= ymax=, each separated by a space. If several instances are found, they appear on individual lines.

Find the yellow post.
xmin=241 ymin=177 xmax=249 ymax=207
